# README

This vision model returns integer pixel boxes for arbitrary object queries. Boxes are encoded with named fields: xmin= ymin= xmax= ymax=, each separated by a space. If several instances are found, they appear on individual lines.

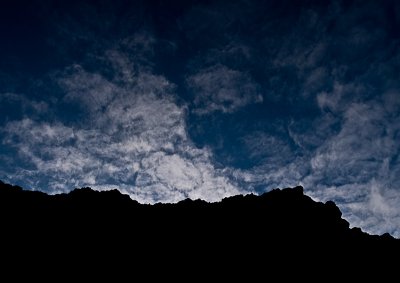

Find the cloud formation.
xmin=2 ymin=0 xmax=400 ymax=237
xmin=1 ymin=50 xmax=242 ymax=203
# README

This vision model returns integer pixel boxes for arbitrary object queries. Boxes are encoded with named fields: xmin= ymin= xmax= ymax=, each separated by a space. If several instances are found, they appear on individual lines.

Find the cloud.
xmin=1 ymin=52 xmax=243 ymax=203
xmin=310 ymin=101 xmax=396 ymax=182
xmin=186 ymin=64 xmax=262 ymax=114
xmin=305 ymin=179 xmax=400 ymax=237
xmin=316 ymin=82 xmax=366 ymax=113
xmin=60 ymin=65 xmax=118 ymax=114
xmin=301 ymin=99 xmax=400 ymax=237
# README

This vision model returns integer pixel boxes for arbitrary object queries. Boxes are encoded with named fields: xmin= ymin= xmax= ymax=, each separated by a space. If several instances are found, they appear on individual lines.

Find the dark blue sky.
xmin=1 ymin=0 xmax=400 ymax=236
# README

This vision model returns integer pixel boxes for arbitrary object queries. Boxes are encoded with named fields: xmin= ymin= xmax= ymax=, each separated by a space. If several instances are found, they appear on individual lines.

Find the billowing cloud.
xmin=1 ymin=52 xmax=242 ymax=203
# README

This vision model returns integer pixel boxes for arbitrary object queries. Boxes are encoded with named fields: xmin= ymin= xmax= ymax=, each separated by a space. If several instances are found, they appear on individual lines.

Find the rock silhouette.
xmin=1 ymin=180 xmax=398 ymax=273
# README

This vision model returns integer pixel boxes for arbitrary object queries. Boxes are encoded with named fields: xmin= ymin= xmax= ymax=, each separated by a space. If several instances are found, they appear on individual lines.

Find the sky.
xmin=1 ymin=0 xmax=400 ymax=237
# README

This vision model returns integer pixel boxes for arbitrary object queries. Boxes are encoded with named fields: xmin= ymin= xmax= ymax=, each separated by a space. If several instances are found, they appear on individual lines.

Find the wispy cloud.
xmin=240 ymin=131 xmax=294 ymax=166
xmin=302 ymin=99 xmax=400 ymax=236
xmin=186 ymin=64 xmax=262 ymax=114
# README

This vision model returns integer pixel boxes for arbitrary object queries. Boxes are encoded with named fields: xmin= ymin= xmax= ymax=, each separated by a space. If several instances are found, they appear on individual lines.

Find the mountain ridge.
xmin=2 ymin=179 xmax=400 ymax=275
xmin=1 ymin=179 xmax=396 ymax=241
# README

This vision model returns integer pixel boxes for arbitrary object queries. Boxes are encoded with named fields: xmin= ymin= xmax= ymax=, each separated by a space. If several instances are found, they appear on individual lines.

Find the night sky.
xmin=1 ymin=0 xmax=400 ymax=237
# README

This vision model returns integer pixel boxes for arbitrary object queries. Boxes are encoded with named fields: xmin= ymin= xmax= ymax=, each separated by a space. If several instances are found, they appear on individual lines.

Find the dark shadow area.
xmin=1 ymin=180 xmax=398 ymax=273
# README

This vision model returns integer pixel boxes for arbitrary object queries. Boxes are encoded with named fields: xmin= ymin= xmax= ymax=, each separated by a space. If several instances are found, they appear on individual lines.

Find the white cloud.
xmin=60 ymin=64 xmax=118 ymax=114
xmin=368 ymin=179 xmax=393 ymax=216
xmin=154 ymin=154 xmax=202 ymax=191
xmin=187 ymin=64 xmax=262 ymax=114
xmin=302 ymin=98 xmax=400 ymax=237
xmin=2 ymin=54 xmax=244 ymax=203
xmin=306 ymin=180 xmax=400 ymax=238
xmin=310 ymin=102 xmax=396 ymax=181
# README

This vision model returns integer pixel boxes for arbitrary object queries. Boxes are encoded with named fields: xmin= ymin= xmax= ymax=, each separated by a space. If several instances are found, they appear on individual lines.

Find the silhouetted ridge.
xmin=1 ymin=180 xmax=398 ymax=264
